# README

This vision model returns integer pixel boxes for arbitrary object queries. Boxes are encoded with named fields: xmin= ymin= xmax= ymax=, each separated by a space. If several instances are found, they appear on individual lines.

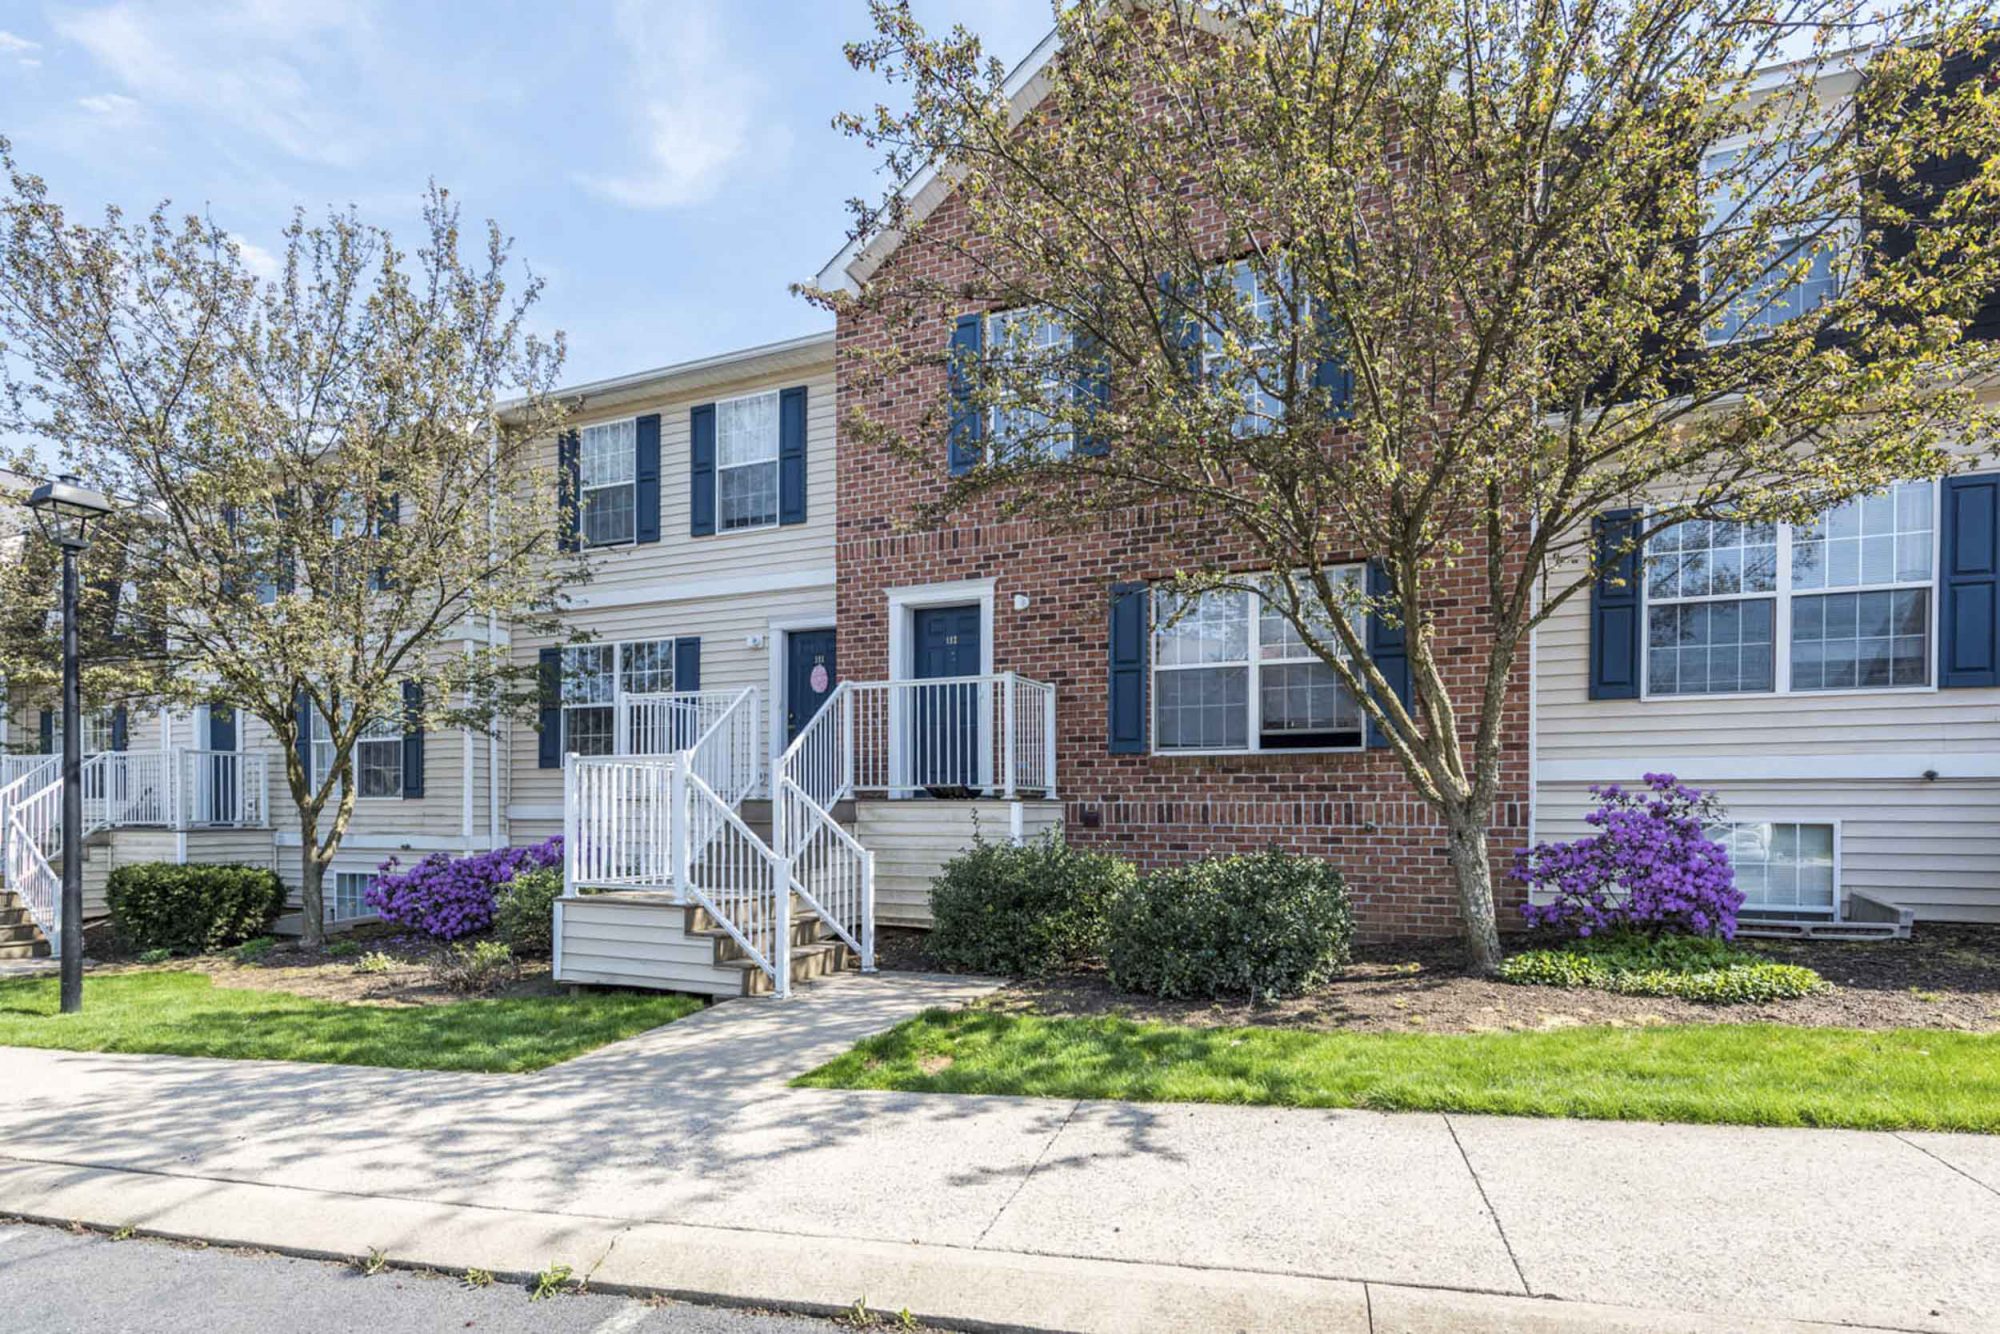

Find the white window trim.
xmin=329 ymin=870 xmax=381 ymax=924
xmin=713 ymin=388 xmax=782 ymax=534
xmin=1708 ymin=816 xmax=1843 ymax=919
xmin=1201 ymin=258 xmax=1292 ymax=437
xmin=307 ymin=705 xmax=407 ymax=802
xmin=1150 ymin=568 xmax=1368 ymax=757
xmin=354 ymin=716 xmax=404 ymax=801
xmin=578 ymin=416 xmax=639 ymax=550
xmin=1639 ymin=482 xmax=1941 ymax=702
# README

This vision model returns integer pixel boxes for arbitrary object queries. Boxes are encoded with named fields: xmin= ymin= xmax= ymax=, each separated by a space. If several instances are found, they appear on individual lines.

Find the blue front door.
xmin=786 ymin=628 xmax=838 ymax=743
xmin=911 ymin=605 xmax=981 ymax=790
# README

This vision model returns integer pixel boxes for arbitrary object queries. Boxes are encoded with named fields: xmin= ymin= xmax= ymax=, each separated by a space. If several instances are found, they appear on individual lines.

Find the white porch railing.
xmin=177 ymin=750 xmax=270 ymax=828
xmin=842 ymin=673 xmax=1057 ymax=799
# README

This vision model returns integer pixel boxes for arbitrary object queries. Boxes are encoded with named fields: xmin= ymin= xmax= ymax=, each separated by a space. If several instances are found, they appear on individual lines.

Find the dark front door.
xmin=206 ymin=706 xmax=237 ymax=822
xmin=911 ymin=605 xmax=982 ymax=791
xmin=785 ymin=628 xmax=838 ymax=743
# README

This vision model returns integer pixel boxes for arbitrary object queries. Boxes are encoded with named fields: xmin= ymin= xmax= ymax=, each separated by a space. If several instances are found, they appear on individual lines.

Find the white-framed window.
xmin=354 ymin=716 xmax=403 ymax=799
xmin=1710 ymin=820 xmax=1838 ymax=916
xmin=1702 ymin=133 xmax=1853 ymax=345
xmin=1203 ymin=259 xmax=1290 ymax=437
xmin=986 ymin=306 xmax=1074 ymax=459
xmin=330 ymin=871 xmax=377 ymax=923
xmin=1152 ymin=568 xmax=1364 ymax=753
xmin=308 ymin=709 xmax=335 ymax=788
xmin=1644 ymin=482 xmax=1935 ymax=698
xmin=562 ymin=638 xmax=677 ymax=756
xmin=579 ymin=418 xmax=638 ymax=547
xmin=716 ymin=391 xmax=781 ymax=531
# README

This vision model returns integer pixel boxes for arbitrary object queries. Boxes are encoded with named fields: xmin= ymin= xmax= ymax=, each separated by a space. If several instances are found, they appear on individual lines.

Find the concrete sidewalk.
xmin=0 ymin=972 xmax=1994 ymax=1333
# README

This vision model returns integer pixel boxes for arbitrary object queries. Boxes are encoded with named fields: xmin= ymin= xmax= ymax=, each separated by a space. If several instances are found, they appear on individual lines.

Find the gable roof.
xmin=810 ymin=23 xmax=1064 ymax=296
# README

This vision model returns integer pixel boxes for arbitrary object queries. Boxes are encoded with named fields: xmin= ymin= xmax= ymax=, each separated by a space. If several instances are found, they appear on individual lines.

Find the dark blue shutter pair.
xmin=401 ymin=681 xmax=425 ymax=799
xmin=1589 ymin=509 xmax=1645 ymax=700
xmin=1942 ymin=473 xmax=2000 ymax=687
xmin=635 ymin=414 xmax=662 ymax=544
xmin=1107 ymin=583 xmax=1148 ymax=754
xmin=537 ymin=648 xmax=564 ymax=768
xmin=556 ymin=431 xmax=581 ymax=552
xmin=1365 ymin=560 xmax=1413 ymax=748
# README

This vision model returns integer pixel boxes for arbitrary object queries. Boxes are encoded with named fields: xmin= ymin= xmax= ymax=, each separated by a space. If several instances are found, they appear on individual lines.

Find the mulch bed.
xmin=877 ymin=925 xmax=2000 ymax=1034
xmin=92 ymin=923 xmax=562 ymax=1007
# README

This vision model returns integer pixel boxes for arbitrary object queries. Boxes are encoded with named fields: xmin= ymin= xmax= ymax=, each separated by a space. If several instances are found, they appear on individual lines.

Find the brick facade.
xmin=835 ymin=200 xmax=1530 ymax=944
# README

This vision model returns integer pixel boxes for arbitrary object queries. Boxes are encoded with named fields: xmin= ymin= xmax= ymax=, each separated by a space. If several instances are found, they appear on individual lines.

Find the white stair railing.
xmin=776 ymin=683 xmax=875 ymax=971
xmin=617 ymin=689 xmax=746 ymax=759
xmin=683 ymin=770 xmax=790 ymax=996
xmin=4 ymin=806 xmax=60 ymax=959
xmin=564 ymin=755 xmax=676 ymax=892
xmin=686 ymin=687 xmax=762 ymax=809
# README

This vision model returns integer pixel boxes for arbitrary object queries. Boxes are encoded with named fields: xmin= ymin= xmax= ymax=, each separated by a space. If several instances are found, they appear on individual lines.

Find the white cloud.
xmin=578 ymin=0 xmax=785 ymax=210
xmin=50 ymin=0 xmax=380 ymax=166
xmin=229 ymin=233 xmax=282 ymax=282
xmin=0 ymin=31 xmax=38 ymax=53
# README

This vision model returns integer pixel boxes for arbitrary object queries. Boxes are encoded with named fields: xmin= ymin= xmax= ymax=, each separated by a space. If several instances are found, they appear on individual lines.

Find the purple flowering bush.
xmin=365 ymin=837 xmax=561 ymax=942
xmin=1513 ymin=774 xmax=1743 ymax=939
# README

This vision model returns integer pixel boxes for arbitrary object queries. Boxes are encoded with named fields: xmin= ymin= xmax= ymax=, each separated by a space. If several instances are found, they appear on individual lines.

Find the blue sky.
xmin=0 ymin=1 xmax=1054 ymax=394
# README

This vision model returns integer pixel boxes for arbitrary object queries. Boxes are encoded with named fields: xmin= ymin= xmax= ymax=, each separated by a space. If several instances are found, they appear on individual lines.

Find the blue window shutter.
xmin=779 ymin=386 xmax=808 ymax=525
xmin=1589 ymin=509 xmax=1644 ymax=700
xmin=557 ymin=431 xmax=581 ymax=553
xmin=947 ymin=313 xmax=985 ymax=476
xmin=537 ymin=648 xmax=564 ymax=769
xmin=38 ymin=709 xmax=51 ymax=754
xmin=673 ymin=637 xmax=702 ymax=692
xmin=1942 ymin=474 xmax=2000 ymax=688
xmin=401 ymin=681 xmax=426 ymax=798
xmin=294 ymin=691 xmax=313 ymax=783
xmin=1312 ymin=299 xmax=1354 ymax=419
xmin=689 ymin=404 xmax=717 ymax=537
xmin=110 ymin=705 xmax=128 ymax=752
xmin=1365 ymin=560 xmax=1413 ymax=749
xmin=1076 ymin=327 xmax=1111 ymax=456
xmin=635 ymin=413 xmax=662 ymax=544
xmin=1107 ymin=582 xmax=1148 ymax=754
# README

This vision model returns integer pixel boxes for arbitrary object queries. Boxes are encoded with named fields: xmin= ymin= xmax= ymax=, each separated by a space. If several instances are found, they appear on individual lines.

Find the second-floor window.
xmin=1644 ymin=481 xmax=1934 ymax=697
xmin=1204 ymin=260 xmax=1289 ymax=437
xmin=579 ymin=418 xmax=638 ymax=547
xmin=717 ymin=391 xmax=780 ymax=531
xmin=987 ymin=306 xmax=1074 ymax=459
xmin=1702 ymin=135 xmax=1851 ymax=344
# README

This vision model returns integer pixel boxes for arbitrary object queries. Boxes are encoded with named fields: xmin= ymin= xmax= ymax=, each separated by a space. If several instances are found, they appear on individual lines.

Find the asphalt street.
xmin=0 ymin=1219 xmax=927 ymax=1333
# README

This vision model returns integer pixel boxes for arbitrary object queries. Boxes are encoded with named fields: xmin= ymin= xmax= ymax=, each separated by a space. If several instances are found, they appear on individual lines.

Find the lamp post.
xmin=25 ymin=474 xmax=114 ymax=1015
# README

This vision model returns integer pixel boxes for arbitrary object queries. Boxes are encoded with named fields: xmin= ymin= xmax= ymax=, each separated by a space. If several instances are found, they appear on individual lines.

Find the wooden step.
xmin=0 ymin=921 xmax=43 ymax=945
xmin=729 ymin=939 xmax=858 ymax=996
xmin=0 ymin=939 xmax=51 ymax=960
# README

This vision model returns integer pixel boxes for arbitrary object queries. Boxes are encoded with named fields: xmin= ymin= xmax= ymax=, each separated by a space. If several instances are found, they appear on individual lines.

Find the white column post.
xmin=1001 ymin=673 xmax=1018 ymax=800
xmin=860 ymin=848 xmax=876 ymax=972
xmin=561 ymin=757 xmax=577 ymax=898
xmin=670 ymin=756 xmax=690 ymax=902
xmin=773 ymin=847 xmax=791 ymax=999
xmin=1043 ymin=684 xmax=1058 ymax=799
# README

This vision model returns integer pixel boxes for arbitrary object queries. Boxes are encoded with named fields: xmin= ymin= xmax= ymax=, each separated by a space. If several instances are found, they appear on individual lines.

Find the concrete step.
xmin=0 ymin=938 xmax=51 ymax=960
xmin=0 ymin=920 xmax=44 ymax=945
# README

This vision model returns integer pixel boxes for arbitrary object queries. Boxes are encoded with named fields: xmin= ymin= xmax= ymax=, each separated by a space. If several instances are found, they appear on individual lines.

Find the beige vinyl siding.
xmin=555 ymin=895 xmax=746 ymax=995
xmin=1538 ymin=777 xmax=2000 ymax=923
xmin=507 ymin=585 xmax=838 ymax=839
xmin=858 ymin=799 xmax=1063 ymax=928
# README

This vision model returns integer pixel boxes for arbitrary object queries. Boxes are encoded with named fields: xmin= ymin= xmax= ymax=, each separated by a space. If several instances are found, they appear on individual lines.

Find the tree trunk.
xmin=1442 ymin=805 xmax=1505 ymax=975
xmin=297 ymin=839 xmax=327 ymax=949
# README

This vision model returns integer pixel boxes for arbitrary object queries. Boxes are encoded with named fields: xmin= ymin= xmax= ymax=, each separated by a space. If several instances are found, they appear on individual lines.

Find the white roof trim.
xmin=501 ymin=329 xmax=834 ymax=416
xmin=810 ymin=23 xmax=1065 ymax=296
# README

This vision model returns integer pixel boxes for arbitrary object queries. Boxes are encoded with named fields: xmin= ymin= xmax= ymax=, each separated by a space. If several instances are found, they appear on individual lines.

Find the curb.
xmin=0 ymin=1158 xmax=1914 ymax=1334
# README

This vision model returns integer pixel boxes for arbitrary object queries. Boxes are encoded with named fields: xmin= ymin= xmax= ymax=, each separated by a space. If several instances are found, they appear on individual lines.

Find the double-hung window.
xmin=354 ymin=716 xmax=403 ymax=798
xmin=1152 ymin=568 xmax=1364 ymax=753
xmin=331 ymin=871 xmax=377 ymax=922
xmin=716 ymin=391 xmax=781 ymax=531
xmin=562 ymin=638 xmax=677 ymax=756
xmin=1644 ymin=482 xmax=1934 ymax=696
xmin=1702 ymin=134 xmax=1851 ymax=344
xmin=579 ymin=418 xmax=638 ymax=547
xmin=1203 ymin=260 xmax=1289 ymax=437
xmin=1709 ymin=821 xmax=1838 ymax=915
xmin=986 ymin=306 xmax=1073 ymax=459
xmin=307 ymin=710 xmax=336 ymax=788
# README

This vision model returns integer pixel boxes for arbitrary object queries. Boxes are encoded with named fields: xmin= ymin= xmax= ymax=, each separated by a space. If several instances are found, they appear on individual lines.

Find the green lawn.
xmin=0 ymin=971 xmax=703 ymax=1073
xmin=795 ymin=1007 xmax=2000 ymax=1133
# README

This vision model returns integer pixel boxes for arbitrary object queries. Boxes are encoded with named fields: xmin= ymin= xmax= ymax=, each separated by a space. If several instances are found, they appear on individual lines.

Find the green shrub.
xmin=927 ymin=832 xmax=1133 ymax=976
xmin=323 ymin=939 xmax=360 ymax=959
xmin=135 ymin=947 xmax=172 ymax=965
xmin=230 ymin=936 xmax=276 ymax=963
xmin=353 ymin=951 xmax=397 ymax=975
xmin=494 ymin=867 xmax=561 ymax=956
xmin=1106 ymin=850 xmax=1353 ymax=1002
xmin=429 ymin=940 xmax=517 ymax=994
xmin=107 ymin=863 xmax=285 ymax=956
xmin=1500 ymin=932 xmax=1825 ymax=1003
